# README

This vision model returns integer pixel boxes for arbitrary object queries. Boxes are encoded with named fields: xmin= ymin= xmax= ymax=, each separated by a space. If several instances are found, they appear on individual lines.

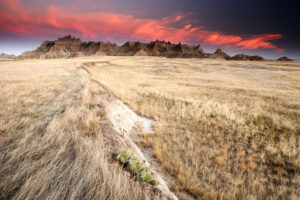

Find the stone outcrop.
xmin=277 ymin=56 xmax=293 ymax=61
xmin=230 ymin=54 xmax=265 ymax=61
xmin=208 ymin=49 xmax=230 ymax=59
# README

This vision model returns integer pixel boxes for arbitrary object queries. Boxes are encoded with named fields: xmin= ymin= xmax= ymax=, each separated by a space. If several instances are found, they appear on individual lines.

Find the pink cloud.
xmin=204 ymin=34 xmax=242 ymax=45
xmin=236 ymin=34 xmax=283 ymax=49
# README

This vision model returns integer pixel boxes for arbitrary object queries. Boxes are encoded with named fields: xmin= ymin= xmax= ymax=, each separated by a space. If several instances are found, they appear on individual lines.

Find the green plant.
xmin=86 ymin=103 xmax=96 ymax=110
xmin=117 ymin=149 xmax=158 ymax=186
xmin=30 ymin=111 xmax=38 ymax=116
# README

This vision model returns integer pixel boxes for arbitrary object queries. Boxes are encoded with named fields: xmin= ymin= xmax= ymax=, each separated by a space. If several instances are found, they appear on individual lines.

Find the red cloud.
xmin=204 ymin=34 xmax=242 ymax=45
xmin=0 ymin=0 xmax=284 ymax=52
xmin=236 ymin=34 xmax=283 ymax=49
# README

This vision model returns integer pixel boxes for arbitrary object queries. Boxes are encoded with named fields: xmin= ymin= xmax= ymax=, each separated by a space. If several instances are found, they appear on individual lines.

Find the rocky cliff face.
xmin=20 ymin=41 xmax=55 ymax=59
xmin=78 ymin=42 xmax=100 ymax=56
xmin=42 ymin=36 xmax=82 ymax=58
xmin=19 ymin=35 xmax=287 ymax=61
xmin=97 ymin=42 xmax=120 ymax=56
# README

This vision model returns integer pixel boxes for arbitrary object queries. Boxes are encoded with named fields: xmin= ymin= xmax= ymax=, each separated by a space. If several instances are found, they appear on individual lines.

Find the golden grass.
xmin=86 ymin=56 xmax=300 ymax=200
xmin=0 ymin=58 xmax=164 ymax=200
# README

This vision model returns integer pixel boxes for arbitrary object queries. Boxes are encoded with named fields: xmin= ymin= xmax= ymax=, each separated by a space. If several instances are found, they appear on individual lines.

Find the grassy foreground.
xmin=0 ymin=58 xmax=164 ymax=200
xmin=86 ymin=57 xmax=300 ymax=199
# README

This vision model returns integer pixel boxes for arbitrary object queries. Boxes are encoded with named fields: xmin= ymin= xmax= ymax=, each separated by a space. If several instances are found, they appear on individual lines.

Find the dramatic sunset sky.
xmin=0 ymin=0 xmax=299 ymax=59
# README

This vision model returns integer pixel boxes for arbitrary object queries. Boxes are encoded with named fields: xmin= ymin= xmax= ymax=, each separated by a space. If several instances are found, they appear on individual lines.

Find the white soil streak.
xmin=140 ymin=116 xmax=155 ymax=134
xmin=96 ymin=63 xmax=106 ymax=67
xmin=104 ymin=99 xmax=178 ymax=200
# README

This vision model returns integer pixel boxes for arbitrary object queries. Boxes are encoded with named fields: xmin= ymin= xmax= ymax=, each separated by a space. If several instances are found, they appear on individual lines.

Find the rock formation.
xmin=230 ymin=54 xmax=265 ymax=61
xmin=208 ymin=49 xmax=231 ymax=60
xmin=42 ymin=35 xmax=82 ymax=58
xmin=97 ymin=42 xmax=120 ymax=56
xmin=78 ymin=41 xmax=101 ymax=56
xmin=20 ymin=41 xmax=55 ymax=59
xmin=19 ymin=36 xmax=208 ymax=59
xmin=277 ymin=56 xmax=293 ymax=61
xmin=19 ymin=35 xmax=270 ymax=61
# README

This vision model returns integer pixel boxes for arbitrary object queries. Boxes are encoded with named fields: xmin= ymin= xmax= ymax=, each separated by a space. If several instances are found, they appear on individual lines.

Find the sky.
xmin=0 ymin=0 xmax=299 ymax=59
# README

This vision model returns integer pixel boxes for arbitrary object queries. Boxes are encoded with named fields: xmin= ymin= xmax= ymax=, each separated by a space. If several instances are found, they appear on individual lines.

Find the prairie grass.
xmin=0 ymin=58 xmax=164 ymax=200
xmin=86 ymin=57 xmax=300 ymax=199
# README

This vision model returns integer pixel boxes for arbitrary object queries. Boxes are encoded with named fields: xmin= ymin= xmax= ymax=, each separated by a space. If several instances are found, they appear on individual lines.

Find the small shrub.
xmin=117 ymin=149 xmax=159 ymax=186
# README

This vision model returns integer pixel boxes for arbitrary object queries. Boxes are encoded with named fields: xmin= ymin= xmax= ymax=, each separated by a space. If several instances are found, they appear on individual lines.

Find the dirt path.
xmin=82 ymin=63 xmax=179 ymax=200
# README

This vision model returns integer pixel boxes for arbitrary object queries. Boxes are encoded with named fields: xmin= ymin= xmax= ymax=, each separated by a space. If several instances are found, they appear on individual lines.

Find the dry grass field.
xmin=0 ymin=56 xmax=299 ymax=200
xmin=85 ymin=57 xmax=300 ymax=200
xmin=0 ymin=58 xmax=164 ymax=200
